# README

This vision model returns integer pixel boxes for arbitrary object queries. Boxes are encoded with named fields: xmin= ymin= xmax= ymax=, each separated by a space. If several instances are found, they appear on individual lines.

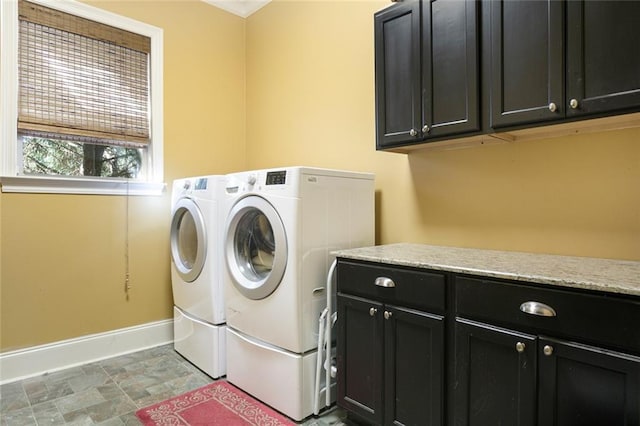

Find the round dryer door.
xmin=170 ymin=198 xmax=207 ymax=282
xmin=225 ymin=195 xmax=287 ymax=300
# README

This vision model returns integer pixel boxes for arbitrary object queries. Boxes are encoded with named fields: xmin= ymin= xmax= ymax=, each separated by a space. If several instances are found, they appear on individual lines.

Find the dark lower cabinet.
xmin=337 ymin=294 xmax=383 ymax=424
xmin=454 ymin=319 xmax=537 ymax=426
xmin=538 ymin=338 xmax=640 ymax=426
xmin=384 ymin=305 xmax=443 ymax=426
xmin=337 ymin=293 xmax=444 ymax=426
xmin=336 ymin=259 xmax=640 ymax=426
xmin=455 ymin=319 xmax=640 ymax=426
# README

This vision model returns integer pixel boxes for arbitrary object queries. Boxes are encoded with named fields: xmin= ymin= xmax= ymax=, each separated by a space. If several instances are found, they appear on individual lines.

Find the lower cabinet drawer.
xmin=337 ymin=260 xmax=446 ymax=313
xmin=455 ymin=276 xmax=640 ymax=354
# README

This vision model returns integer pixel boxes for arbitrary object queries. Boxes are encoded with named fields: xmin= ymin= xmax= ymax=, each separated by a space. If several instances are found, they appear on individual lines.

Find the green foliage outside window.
xmin=22 ymin=137 xmax=142 ymax=179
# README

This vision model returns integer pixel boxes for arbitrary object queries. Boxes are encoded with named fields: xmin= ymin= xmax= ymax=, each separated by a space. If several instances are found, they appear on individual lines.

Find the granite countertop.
xmin=332 ymin=243 xmax=640 ymax=297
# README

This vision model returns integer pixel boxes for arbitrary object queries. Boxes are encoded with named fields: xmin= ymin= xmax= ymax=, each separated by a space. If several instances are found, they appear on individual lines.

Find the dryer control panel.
xmin=266 ymin=170 xmax=286 ymax=185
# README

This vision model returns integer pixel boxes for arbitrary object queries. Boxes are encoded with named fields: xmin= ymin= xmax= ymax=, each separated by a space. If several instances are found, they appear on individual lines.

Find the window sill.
xmin=0 ymin=176 xmax=166 ymax=196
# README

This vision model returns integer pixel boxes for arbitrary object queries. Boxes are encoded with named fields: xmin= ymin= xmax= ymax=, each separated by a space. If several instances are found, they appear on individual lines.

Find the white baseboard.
xmin=0 ymin=319 xmax=173 ymax=385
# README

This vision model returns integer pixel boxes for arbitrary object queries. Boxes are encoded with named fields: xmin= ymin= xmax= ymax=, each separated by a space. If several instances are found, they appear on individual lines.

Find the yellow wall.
xmin=0 ymin=0 xmax=246 ymax=351
xmin=246 ymin=0 xmax=640 ymax=259
xmin=1 ymin=0 xmax=639 ymax=352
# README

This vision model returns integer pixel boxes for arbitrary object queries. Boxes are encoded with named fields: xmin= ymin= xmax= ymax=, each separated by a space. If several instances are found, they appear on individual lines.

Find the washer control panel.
xmin=194 ymin=178 xmax=208 ymax=190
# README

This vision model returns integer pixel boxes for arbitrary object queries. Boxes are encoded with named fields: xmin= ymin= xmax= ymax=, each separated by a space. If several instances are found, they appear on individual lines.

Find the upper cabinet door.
xmin=488 ymin=0 xmax=564 ymax=128
xmin=375 ymin=0 xmax=479 ymax=150
xmin=422 ymin=0 xmax=480 ymax=138
xmin=375 ymin=1 xmax=422 ymax=149
xmin=566 ymin=1 xmax=640 ymax=117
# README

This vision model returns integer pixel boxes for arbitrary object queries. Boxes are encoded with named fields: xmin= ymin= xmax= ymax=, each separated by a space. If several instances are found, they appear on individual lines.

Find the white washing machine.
xmin=222 ymin=166 xmax=375 ymax=421
xmin=170 ymin=175 xmax=226 ymax=379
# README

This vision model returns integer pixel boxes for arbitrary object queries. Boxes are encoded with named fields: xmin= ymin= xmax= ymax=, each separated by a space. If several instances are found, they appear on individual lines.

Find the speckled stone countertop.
xmin=333 ymin=243 xmax=640 ymax=297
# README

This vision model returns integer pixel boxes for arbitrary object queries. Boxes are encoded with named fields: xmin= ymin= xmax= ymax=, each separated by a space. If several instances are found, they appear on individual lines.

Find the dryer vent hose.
xmin=313 ymin=258 xmax=337 ymax=415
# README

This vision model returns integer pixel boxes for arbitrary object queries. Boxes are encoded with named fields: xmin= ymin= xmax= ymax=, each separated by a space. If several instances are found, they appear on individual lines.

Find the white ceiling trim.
xmin=202 ymin=0 xmax=271 ymax=18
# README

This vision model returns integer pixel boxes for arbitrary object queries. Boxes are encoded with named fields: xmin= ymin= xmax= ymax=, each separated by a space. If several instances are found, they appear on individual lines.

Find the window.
xmin=0 ymin=0 xmax=164 ymax=195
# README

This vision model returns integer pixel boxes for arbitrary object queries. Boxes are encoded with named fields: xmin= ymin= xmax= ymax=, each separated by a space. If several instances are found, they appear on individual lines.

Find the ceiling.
xmin=202 ymin=0 xmax=271 ymax=18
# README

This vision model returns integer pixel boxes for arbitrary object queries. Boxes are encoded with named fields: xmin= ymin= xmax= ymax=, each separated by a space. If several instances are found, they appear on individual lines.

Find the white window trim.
xmin=0 ymin=0 xmax=165 ymax=196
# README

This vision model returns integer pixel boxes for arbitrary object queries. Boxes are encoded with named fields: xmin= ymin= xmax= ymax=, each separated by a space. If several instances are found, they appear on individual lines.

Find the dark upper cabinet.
xmin=375 ymin=0 xmax=640 ymax=150
xmin=422 ymin=0 xmax=479 ymax=138
xmin=486 ymin=0 xmax=564 ymax=128
xmin=374 ymin=1 xmax=421 ymax=148
xmin=487 ymin=0 xmax=640 ymax=129
xmin=375 ymin=0 xmax=479 ymax=149
xmin=566 ymin=1 xmax=640 ymax=117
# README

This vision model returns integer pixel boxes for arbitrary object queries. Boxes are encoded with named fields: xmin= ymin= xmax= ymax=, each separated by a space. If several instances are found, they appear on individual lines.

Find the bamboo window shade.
xmin=17 ymin=0 xmax=151 ymax=147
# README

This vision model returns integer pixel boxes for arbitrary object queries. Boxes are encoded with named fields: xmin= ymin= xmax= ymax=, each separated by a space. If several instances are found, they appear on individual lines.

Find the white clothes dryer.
xmin=222 ymin=167 xmax=374 ymax=421
xmin=170 ymin=175 xmax=226 ymax=379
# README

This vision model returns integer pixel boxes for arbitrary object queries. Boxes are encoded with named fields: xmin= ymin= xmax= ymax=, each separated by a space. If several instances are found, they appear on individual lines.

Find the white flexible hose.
xmin=313 ymin=258 xmax=338 ymax=415
xmin=313 ymin=308 xmax=328 ymax=415
xmin=328 ymin=311 xmax=338 ymax=378
xmin=325 ymin=259 xmax=337 ymax=407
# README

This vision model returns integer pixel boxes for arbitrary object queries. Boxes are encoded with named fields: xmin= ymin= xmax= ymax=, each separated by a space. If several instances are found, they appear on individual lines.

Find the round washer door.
xmin=225 ymin=195 xmax=287 ymax=300
xmin=170 ymin=198 xmax=207 ymax=283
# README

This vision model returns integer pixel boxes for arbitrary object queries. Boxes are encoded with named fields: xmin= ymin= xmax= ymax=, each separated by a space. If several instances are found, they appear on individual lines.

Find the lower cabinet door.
xmin=336 ymin=293 xmax=384 ymax=425
xmin=538 ymin=338 xmax=640 ymax=426
xmin=384 ymin=305 xmax=444 ymax=426
xmin=454 ymin=319 xmax=538 ymax=426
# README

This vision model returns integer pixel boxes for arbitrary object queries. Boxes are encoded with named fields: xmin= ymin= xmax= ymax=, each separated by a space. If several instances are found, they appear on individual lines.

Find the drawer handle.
xmin=519 ymin=301 xmax=557 ymax=317
xmin=375 ymin=277 xmax=396 ymax=288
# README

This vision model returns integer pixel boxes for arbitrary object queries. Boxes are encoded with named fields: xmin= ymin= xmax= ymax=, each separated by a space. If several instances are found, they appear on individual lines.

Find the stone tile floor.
xmin=0 ymin=344 xmax=346 ymax=425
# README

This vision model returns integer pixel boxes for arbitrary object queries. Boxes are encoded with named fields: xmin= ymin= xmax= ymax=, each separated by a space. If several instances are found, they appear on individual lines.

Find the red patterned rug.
xmin=135 ymin=381 xmax=296 ymax=425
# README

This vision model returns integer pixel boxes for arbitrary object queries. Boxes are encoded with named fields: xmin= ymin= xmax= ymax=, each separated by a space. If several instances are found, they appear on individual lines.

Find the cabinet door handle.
xmin=519 ymin=301 xmax=557 ymax=317
xmin=543 ymin=345 xmax=554 ymax=356
xmin=548 ymin=102 xmax=557 ymax=112
xmin=375 ymin=277 xmax=396 ymax=288
xmin=569 ymin=98 xmax=579 ymax=109
xmin=422 ymin=124 xmax=430 ymax=134
xmin=515 ymin=341 xmax=526 ymax=353
xmin=409 ymin=128 xmax=418 ymax=137
xmin=369 ymin=307 xmax=377 ymax=316
xmin=384 ymin=311 xmax=393 ymax=320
